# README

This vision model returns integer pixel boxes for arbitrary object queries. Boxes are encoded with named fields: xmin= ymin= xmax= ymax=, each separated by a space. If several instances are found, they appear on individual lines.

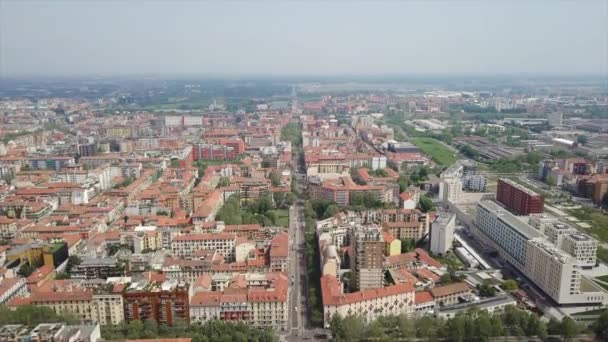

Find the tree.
xmin=577 ymin=135 xmax=588 ymax=145
xmin=439 ymin=272 xmax=453 ymax=284
xmin=546 ymin=175 xmax=557 ymax=187
xmin=547 ymin=318 xmax=562 ymax=336
xmin=269 ymin=171 xmax=282 ymax=187
xmin=397 ymin=315 xmax=416 ymax=339
xmin=400 ymin=238 xmax=415 ymax=253
xmin=501 ymin=279 xmax=518 ymax=292
xmin=365 ymin=320 xmax=386 ymax=341
xmin=560 ymin=317 xmax=580 ymax=340
xmin=418 ymin=195 xmax=434 ymax=212
xmin=142 ymin=318 xmax=159 ymax=339
xmin=397 ymin=174 xmax=409 ymax=193
xmin=489 ymin=315 xmax=505 ymax=337
xmin=525 ymin=314 xmax=547 ymax=339
xmin=17 ymin=263 xmax=36 ymax=277
xmin=592 ymin=310 xmax=608 ymax=341
xmin=55 ymin=271 xmax=70 ymax=279
xmin=477 ymin=282 xmax=497 ymax=297
xmin=323 ymin=204 xmax=339 ymax=219
xmin=447 ymin=315 xmax=466 ymax=342
xmin=218 ymin=176 xmax=231 ymax=187
xmin=341 ymin=315 xmax=365 ymax=341
xmin=126 ymin=320 xmax=144 ymax=339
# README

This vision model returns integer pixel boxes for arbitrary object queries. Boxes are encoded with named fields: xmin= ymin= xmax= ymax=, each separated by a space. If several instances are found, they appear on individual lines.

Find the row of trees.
xmin=280 ymin=122 xmax=302 ymax=146
xmin=0 ymin=305 xmax=79 ymax=326
xmin=0 ymin=306 xmax=278 ymax=342
xmin=329 ymin=306 xmax=601 ymax=342
xmin=303 ymin=199 xmax=324 ymax=326
xmin=102 ymin=319 xmax=276 ymax=342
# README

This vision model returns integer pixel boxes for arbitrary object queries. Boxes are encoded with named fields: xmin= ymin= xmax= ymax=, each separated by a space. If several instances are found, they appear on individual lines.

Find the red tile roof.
xmin=269 ymin=232 xmax=288 ymax=258
xmin=430 ymin=282 xmax=470 ymax=298
xmin=321 ymin=275 xmax=413 ymax=306
xmin=415 ymin=291 xmax=434 ymax=304
xmin=173 ymin=232 xmax=235 ymax=241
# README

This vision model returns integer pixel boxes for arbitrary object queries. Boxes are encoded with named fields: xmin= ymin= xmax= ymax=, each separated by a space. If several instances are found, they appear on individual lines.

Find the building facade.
xmin=496 ymin=178 xmax=544 ymax=215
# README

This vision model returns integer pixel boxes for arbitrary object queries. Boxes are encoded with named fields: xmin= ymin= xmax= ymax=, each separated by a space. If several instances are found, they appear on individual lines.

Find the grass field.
xmin=596 ymin=275 xmax=608 ymax=283
xmin=412 ymin=137 xmax=458 ymax=167
xmin=269 ymin=209 xmax=289 ymax=227
xmin=594 ymin=280 xmax=608 ymax=291
xmin=568 ymin=207 xmax=608 ymax=243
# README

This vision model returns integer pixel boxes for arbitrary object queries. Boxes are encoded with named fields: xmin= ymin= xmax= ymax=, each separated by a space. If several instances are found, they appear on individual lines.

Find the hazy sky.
xmin=1 ymin=1 xmax=607 ymax=76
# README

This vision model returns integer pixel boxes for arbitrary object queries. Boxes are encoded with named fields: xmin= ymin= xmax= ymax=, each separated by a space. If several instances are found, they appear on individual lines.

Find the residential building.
xmin=438 ymin=164 xmax=463 ymax=203
xmin=0 ymin=278 xmax=27 ymax=305
xmin=350 ymin=226 xmax=384 ymax=291
xmin=429 ymin=213 xmax=456 ymax=256
xmin=268 ymin=232 xmax=288 ymax=273
xmin=430 ymin=282 xmax=472 ymax=307
xmin=189 ymin=273 xmax=288 ymax=331
xmin=496 ymin=178 xmax=544 ymax=215
xmin=321 ymin=275 xmax=415 ymax=327
xmin=171 ymin=233 xmax=236 ymax=260
xmin=123 ymin=278 xmax=190 ymax=326
xmin=72 ymin=258 xmax=123 ymax=279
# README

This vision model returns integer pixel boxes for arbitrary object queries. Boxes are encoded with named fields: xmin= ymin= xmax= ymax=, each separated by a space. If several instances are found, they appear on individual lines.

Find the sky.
xmin=0 ymin=0 xmax=607 ymax=77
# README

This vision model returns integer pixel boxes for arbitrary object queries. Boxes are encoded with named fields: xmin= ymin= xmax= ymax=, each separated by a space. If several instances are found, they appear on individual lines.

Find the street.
xmin=284 ymin=149 xmax=317 ymax=340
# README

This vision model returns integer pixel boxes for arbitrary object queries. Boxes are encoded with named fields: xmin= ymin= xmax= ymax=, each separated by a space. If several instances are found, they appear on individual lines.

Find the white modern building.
xmin=462 ymin=174 xmax=487 ymax=192
xmin=438 ymin=163 xmax=463 ymax=203
xmin=430 ymin=213 xmax=456 ymax=256
xmin=475 ymin=200 xmax=607 ymax=307
xmin=561 ymin=233 xmax=598 ymax=268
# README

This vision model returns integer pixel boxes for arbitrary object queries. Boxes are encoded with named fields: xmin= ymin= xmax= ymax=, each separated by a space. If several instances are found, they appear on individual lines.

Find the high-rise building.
xmin=430 ymin=213 xmax=456 ymax=256
xmin=78 ymin=143 xmax=96 ymax=157
xmin=350 ymin=226 xmax=384 ymax=291
xmin=438 ymin=163 xmax=463 ymax=203
xmin=496 ymin=178 xmax=544 ymax=215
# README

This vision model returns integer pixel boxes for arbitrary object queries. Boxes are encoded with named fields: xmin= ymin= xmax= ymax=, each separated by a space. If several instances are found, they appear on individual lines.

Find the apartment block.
xmin=350 ymin=226 xmax=384 ymax=291
xmin=189 ymin=273 xmax=288 ymax=331
xmin=496 ymin=178 xmax=544 ymax=215
xmin=321 ymin=275 xmax=414 ymax=327
xmin=171 ymin=233 xmax=236 ymax=260
xmin=123 ymin=279 xmax=190 ymax=326
xmin=430 ymin=213 xmax=456 ymax=256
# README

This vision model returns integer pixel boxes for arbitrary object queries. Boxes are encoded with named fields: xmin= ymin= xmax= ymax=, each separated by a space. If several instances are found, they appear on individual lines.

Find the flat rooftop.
xmin=499 ymin=178 xmax=541 ymax=197
xmin=479 ymin=200 xmax=543 ymax=239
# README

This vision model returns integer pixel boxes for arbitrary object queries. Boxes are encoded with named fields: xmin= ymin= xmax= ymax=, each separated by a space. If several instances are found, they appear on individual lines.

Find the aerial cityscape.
xmin=0 ymin=1 xmax=607 ymax=342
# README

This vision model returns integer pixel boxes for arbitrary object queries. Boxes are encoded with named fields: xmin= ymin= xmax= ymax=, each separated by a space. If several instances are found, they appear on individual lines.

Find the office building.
xmin=561 ymin=233 xmax=598 ymax=268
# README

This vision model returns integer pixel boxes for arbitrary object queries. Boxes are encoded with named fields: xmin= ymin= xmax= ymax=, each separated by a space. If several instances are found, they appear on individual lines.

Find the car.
xmin=294 ymin=306 xmax=298 ymax=312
